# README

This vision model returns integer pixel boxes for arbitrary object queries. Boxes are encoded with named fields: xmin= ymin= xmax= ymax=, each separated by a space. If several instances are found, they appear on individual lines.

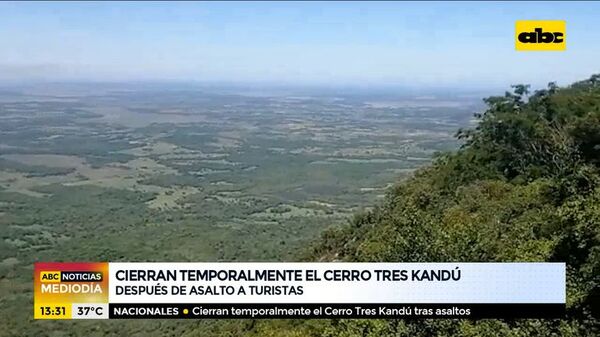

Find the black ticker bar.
xmin=109 ymin=303 xmax=565 ymax=319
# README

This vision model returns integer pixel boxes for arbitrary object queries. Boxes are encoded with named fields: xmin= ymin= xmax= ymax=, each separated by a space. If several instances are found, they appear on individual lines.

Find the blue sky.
xmin=0 ymin=1 xmax=598 ymax=89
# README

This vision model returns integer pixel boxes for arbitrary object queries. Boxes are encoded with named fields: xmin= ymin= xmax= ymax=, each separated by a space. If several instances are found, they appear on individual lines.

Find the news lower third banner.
xmin=34 ymin=262 xmax=565 ymax=320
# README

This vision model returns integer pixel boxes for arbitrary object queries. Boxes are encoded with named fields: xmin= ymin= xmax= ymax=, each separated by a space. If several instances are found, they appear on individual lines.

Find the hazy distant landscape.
xmin=0 ymin=83 xmax=480 ymax=335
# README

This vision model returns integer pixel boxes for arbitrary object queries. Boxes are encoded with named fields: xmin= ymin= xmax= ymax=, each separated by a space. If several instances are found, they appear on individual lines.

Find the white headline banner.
xmin=108 ymin=263 xmax=565 ymax=304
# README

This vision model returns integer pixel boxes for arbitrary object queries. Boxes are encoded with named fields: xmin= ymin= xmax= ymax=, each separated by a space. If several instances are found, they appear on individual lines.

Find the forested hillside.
xmin=231 ymin=76 xmax=600 ymax=337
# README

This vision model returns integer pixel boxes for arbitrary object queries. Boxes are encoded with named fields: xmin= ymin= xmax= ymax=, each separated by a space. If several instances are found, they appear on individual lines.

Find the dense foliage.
xmin=238 ymin=76 xmax=600 ymax=336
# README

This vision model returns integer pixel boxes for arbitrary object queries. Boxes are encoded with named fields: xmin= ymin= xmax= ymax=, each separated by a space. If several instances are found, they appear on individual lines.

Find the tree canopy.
xmin=235 ymin=75 xmax=600 ymax=336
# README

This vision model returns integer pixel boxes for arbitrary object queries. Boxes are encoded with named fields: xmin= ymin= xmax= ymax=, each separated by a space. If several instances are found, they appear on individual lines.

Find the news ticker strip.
xmin=34 ymin=262 xmax=566 ymax=320
xmin=37 ymin=303 xmax=565 ymax=319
